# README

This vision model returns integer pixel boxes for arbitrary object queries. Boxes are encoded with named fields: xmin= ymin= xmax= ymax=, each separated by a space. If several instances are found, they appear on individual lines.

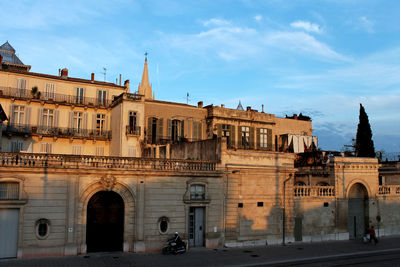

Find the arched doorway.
xmin=86 ymin=191 xmax=124 ymax=252
xmin=348 ymin=183 xmax=369 ymax=239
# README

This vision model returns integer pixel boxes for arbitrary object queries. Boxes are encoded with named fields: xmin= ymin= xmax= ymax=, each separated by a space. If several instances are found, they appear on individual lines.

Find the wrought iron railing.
xmin=294 ymin=185 xmax=335 ymax=197
xmin=4 ymin=124 xmax=111 ymax=140
xmin=126 ymin=125 xmax=141 ymax=136
xmin=0 ymin=153 xmax=218 ymax=172
xmin=378 ymin=185 xmax=400 ymax=196
xmin=0 ymin=87 xmax=112 ymax=108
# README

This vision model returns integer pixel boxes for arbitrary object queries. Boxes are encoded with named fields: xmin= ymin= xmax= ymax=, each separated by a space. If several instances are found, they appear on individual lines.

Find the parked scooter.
xmin=162 ymin=232 xmax=187 ymax=254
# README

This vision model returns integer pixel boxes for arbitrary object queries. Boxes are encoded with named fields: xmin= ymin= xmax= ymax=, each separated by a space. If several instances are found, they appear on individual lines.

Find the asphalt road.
xmin=1 ymin=236 xmax=400 ymax=267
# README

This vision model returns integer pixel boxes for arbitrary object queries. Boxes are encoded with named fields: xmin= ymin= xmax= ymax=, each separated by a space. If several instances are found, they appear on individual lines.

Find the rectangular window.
xmin=12 ymin=105 xmax=25 ymax=125
xmin=16 ymin=78 xmax=27 ymax=97
xmin=72 ymin=145 xmax=82 ymax=155
xmin=259 ymin=128 xmax=268 ymax=148
xmin=45 ymin=83 xmax=56 ymax=100
xmin=75 ymin=87 xmax=84 ymax=104
xmin=129 ymin=111 xmax=137 ymax=128
xmin=11 ymin=141 xmax=23 ymax=153
xmin=42 ymin=109 xmax=54 ymax=128
xmin=222 ymin=124 xmax=231 ymax=145
xmin=98 ymin=90 xmax=107 ymax=105
xmin=190 ymin=185 xmax=205 ymax=200
xmin=95 ymin=146 xmax=105 ymax=156
xmin=241 ymin=126 xmax=250 ymax=147
xmin=0 ymin=182 xmax=19 ymax=200
xmin=96 ymin=114 xmax=106 ymax=134
xmin=73 ymin=112 xmax=83 ymax=132
xmin=40 ymin=143 xmax=52 ymax=153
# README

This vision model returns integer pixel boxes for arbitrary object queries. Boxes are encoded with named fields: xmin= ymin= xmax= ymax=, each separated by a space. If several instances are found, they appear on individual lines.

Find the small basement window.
xmin=257 ymin=202 xmax=264 ymax=207
xmin=35 ymin=219 xmax=50 ymax=239
xmin=238 ymin=203 xmax=243 ymax=208
xmin=158 ymin=216 xmax=169 ymax=234
xmin=0 ymin=182 xmax=19 ymax=200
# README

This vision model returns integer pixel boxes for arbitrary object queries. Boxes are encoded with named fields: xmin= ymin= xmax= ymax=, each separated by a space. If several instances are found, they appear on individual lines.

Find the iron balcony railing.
xmin=0 ymin=152 xmax=218 ymax=172
xmin=0 ymin=87 xmax=112 ymax=108
xmin=4 ymin=124 xmax=111 ymax=140
xmin=126 ymin=125 xmax=141 ymax=136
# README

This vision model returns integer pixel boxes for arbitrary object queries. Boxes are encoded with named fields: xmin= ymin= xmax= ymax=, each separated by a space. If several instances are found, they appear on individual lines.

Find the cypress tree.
xmin=355 ymin=103 xmax=375 ymax=157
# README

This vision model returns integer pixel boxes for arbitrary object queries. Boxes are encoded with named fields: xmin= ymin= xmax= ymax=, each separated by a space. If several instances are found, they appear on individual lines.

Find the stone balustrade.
xmin=378 ymin=185 xmax=400 ymax=196
xmin=0 ymin=152 xmax=217 ymax=172
xmin=294 ymin=185 xmax=335 ymax=197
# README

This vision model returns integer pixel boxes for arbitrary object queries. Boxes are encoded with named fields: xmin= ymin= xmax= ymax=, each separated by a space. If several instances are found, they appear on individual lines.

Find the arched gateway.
xmin=347 ymin=183 xmax=369 ymax=239
xmin=86 ymin=191 xmax=124 ymax=252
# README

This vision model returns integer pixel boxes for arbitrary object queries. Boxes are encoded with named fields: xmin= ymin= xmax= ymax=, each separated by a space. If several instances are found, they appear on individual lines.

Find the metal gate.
xmin=294 ymin=217 xmax=302 ymax=241
xmin=0 ymin=209 xmax=19 ymax=258
xmin=189 ymin=207 xmax=205 ymax=247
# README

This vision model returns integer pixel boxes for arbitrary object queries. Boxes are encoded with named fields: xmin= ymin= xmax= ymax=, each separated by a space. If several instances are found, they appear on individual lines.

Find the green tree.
xmin=355 ymin=104 xmax=375 ymax=157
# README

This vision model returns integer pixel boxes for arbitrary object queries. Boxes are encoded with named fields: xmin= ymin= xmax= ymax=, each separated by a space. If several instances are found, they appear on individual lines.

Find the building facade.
xmin=1 ymin=42 xmax=400 ymax=258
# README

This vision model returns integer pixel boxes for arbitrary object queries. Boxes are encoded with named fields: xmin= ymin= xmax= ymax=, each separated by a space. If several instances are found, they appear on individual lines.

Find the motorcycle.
xmin=162 ymin=233 xmax=187 ymax=255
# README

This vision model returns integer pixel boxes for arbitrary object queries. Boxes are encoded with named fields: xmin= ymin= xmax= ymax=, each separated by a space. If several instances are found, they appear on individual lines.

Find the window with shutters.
xmin=259 ymin=128 xmax=268 ymax=148
xmin=11 ymin=140 xmax=24 ymax=153
xmin=16 ymin=78 xmax=27 ymax=97
xmin=241 ymin=126 xmax=250 ymax=148
xmin=96 ymin=114 xmax=106 ymax=134
xmin=97 ymin=90 xmax=107 ymax=105
xmin=96 ymin=146 xmax=105 ymax=156
xmin=192 ymin=121 xmax=202 ymax=141
xmin=171 ymin=119 xmax=184 ymax=142
xmin=0 ymin=182 xmax=19 ymax=200
xmin=44 ymin=83 xmax=55 ymax=100
xmin=42 ymin=109 xmax=54 ymax=128
xmin=75 ymin=87 xmax=84 ymax=104
xmin=73 ymin=112 xmax=83 ymax=132
xmin=40 ymin=143 xmax=52 ymax=153
xmin=222 ymin=124 xmax=231 ymax=145
xmin=12 ymin=105 xmax=25 ymax=125
xmin=72 ymin=145 xmax=82 ymax=155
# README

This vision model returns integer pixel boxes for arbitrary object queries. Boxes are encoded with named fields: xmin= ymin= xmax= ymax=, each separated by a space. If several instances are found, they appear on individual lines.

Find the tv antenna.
xmin=101 ymin=67 xmax=107 ymax=81
xmin=186 ymin=92 xmax=190 ymax=104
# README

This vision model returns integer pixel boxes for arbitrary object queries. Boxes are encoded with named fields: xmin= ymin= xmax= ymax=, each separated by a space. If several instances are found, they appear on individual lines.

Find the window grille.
xmin=190 ymin=185 xmax=205 ymax=200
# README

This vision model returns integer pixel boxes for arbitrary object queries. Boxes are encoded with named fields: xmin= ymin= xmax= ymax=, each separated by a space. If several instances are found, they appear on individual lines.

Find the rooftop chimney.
xmin=246 ymin=106 xmax=251 ymax=111
xmin=119 ymin=74 xmax=122 ymax=86
xmin=61 ymin=68 xmax=68 ymax=79
xmin=91 ymin=73 xmax=95 ymax=82
xmin=197 ymin=101 xmax=203 ymax=108
xmin=262 ymin=104 xmax=264 ymax=113
xmin=124 ymin=79 xmax=130 ymax=91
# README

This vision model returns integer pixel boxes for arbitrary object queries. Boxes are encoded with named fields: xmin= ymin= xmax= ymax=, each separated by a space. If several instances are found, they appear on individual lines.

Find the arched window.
xmin=158 ymin=216 xmax=169 ymax=234
xmin=35 ymin=218 xmax=50 ymax=239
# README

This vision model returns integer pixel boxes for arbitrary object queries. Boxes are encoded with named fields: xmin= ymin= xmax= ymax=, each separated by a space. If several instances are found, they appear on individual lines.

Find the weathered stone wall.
xmin=170 ymin=138 xmax=221 ymax=160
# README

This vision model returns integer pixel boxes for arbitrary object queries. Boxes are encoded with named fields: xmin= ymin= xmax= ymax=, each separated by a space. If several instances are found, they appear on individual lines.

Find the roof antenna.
xmin=186 ymin=92 xmax=190 ymax=104
xmin=102 ymin=67 xmax=107 ymax=82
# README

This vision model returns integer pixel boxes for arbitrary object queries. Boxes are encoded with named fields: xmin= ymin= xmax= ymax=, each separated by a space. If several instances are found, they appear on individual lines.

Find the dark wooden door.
xmin=86 ymin=191 xmax=124 ymax=252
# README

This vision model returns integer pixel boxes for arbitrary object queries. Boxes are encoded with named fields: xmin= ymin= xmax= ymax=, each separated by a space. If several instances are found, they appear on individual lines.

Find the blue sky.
xmin=1 ymin=0 xmax=400 ymax=155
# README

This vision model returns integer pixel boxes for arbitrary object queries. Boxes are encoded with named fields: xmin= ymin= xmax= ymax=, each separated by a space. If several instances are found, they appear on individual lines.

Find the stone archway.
xmin=79 ymin=177 xmax=136 ymax=253
xmin=86 ymin=191 xmax=124 ymax=252
xmin=347 ymin=183 xmax=369 ymax=239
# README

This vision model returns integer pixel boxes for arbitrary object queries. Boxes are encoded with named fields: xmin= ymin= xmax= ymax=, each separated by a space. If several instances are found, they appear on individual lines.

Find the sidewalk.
xmin=1 ymin=235 xmax=399 ymax=267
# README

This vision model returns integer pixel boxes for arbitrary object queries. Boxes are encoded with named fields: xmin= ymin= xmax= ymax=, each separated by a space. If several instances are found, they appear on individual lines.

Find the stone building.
xmin=0 ymin=41 xmax=399 ymax=258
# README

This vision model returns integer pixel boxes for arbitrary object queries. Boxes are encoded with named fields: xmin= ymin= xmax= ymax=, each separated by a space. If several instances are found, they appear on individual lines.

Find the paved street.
xmin=1 ymin=236 xmax=400 ymax=267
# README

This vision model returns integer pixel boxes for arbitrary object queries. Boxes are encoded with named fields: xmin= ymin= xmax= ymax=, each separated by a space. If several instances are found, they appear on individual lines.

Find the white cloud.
xmin=254 ymin=15 xmax=262 ymax=22
xmin=202 ymin=18 xmax=231 ymax=27
xmin=358 ymin=16 xmax=375 ymax=33
xmin=290 ymin=20 xmax=323 ymax=34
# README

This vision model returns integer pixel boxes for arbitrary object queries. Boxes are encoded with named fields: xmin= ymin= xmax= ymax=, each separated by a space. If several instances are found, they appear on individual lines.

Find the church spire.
xmin=138 ymin=52 xmax=153 ymax=100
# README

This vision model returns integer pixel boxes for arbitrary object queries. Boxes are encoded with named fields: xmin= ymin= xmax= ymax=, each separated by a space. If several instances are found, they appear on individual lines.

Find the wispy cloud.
xmin=358 ymin=16 xmax=375 ymax=33
xmin=254 ymin=15 xmax=263 ymax=22
xmin=290 ymin=20 xmax=323 ymax=34
xmin=202 ymin=18 xmax=231 ymax=27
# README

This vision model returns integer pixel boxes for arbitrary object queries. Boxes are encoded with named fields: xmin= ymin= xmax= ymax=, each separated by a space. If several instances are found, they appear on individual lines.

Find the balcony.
xmin=294 ymin=185 xmax=335 ymax=197
xmin=0 ymin=87 xmax=112 ymax=108
xmin=4 ymin=124 xmax=111 ymax=140
xmin=126 ymin=125 xmax=141 ymax=136
xmin=377 ymin=185 xmax=400 ymax=196
xmin=0 ymin=152 xmax=218 ymax=172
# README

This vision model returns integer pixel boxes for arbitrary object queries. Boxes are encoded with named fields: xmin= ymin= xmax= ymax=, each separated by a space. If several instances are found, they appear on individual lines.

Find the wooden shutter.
xmin=37 ymin=108 xmax=43 ymax=127
xmin=238 ymin=126 xmax=242 ymax=148
xmin=198 ymin=122 xmax=202 ymax=140
xmin=83 ymin=113 xmax=88 ymax=131
xmin=147 ymin=117 xmax=153 ymax=141
xmin=167 ymin=119 xmax=171 ymax=138
xmin=257 ymin=128 xmax=261 ymax=149
xmin=68 ymin=112 xmax=74 ymax=129
xmin=217 ymin=124 xmax=222 ymax=137
xmin=92 ymin=114 xmax=96 ymax=130
xmin=105 ymin=115 xmax=108 ymax=131
xmin=25 ymin=107 xmax=31 ymax=125
xmin=180 ymin=120 xmax=185 ymax=139
xmin=267 ymin=129 xmax=273 ymax=150
xmin=249 ymin=127 xmax=254 ymax=149
xmin=231 ymin=125 xmax=236 ymax=147
xmin=9 ymin=104 xmax=14 ymax=123
xmin=54 ymin=110 xmax=59 ymax=128
xmin=156 ymin=118 xmax=163 ymax=141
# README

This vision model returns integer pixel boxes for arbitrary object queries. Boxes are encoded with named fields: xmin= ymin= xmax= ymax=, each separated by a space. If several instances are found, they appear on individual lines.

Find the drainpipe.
xmin=282 ymin=173 xmax=293 ymax=245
